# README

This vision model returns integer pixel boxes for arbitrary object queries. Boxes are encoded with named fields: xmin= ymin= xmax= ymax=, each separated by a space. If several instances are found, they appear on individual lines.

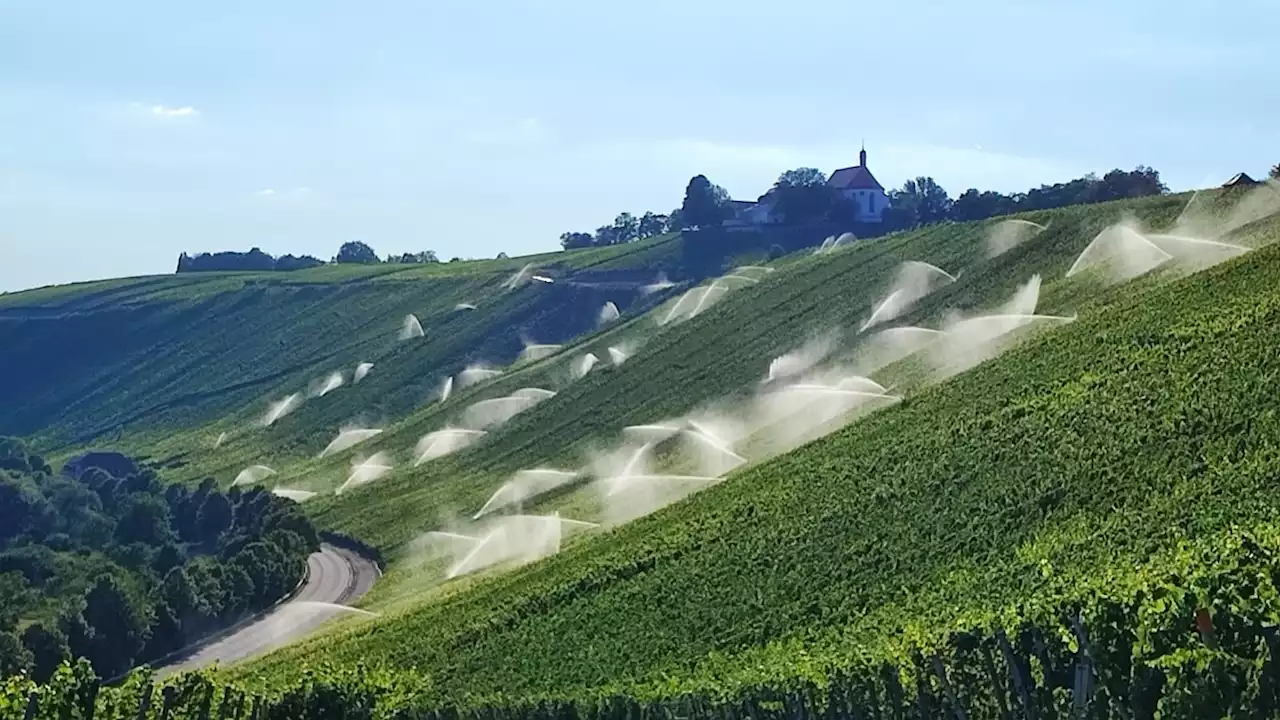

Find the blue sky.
xmin=1 ymin=1 xmax=1275 ymax=292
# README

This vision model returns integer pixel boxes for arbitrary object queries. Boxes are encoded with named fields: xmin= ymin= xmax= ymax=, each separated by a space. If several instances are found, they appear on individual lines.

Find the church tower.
xmin=859 ymin=142 xmax=867 ymax=168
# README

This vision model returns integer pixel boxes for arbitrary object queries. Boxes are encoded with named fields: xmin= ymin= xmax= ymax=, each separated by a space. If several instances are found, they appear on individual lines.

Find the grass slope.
xmin=0 ymin=239 xmax=684 ymax=471
xmin=295 ymin=193 xmax=1199 ymax=551
xmin=230 ymin=191 xmax=1280 ymax=704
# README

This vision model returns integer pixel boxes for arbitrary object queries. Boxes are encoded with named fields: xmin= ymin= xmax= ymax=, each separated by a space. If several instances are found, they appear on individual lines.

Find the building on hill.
xmin=827 ymin=146 xmax=890 ymax=223
xmin=1223 ymin=172 xmax=1259 ymax=188
xmin=724 ymin=146 xmax=891 ymax=226
xmin=724 ymin=196 xmax=781 ymax=227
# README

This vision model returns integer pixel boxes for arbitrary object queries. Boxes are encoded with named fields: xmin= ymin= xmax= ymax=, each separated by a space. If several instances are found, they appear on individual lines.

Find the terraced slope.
xmin=0 ymin=236 xmax=684 ymax=468
xmin=231 ymin=189 xmax=1280 ymax=705
xmin=291 ymin=192 xmax=1215 ymax=551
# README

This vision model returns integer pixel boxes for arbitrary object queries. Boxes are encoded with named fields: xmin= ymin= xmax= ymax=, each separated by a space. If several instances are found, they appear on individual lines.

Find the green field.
xmin=6 ymin=185 xmax=1280 ymax=710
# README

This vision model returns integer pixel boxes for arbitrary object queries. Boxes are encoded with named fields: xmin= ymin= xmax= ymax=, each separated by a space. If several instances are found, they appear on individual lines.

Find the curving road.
xmin=156 ymin=543 xmax=379 ymax=676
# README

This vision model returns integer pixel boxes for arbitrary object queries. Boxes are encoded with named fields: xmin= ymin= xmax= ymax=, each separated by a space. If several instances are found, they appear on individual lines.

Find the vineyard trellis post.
xmin=134 ymin=682 xmax=152 ymax=720
xmin=1068 ymin=614 xmax=1095 ymax=717
xmin=978 ymin=641 xmax=1012 ymax=720
xmin=929 ymin=654 xmax=967 ymax=720
xmin=159 ymin=685 xmax=177 ymax=720
xmin=995 ymin=630 xmax=1035 ymax=720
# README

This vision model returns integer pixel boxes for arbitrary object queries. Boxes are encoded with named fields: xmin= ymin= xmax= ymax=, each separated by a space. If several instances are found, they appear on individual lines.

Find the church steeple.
xmin=859 ymin=141 xmax=867 ymax=168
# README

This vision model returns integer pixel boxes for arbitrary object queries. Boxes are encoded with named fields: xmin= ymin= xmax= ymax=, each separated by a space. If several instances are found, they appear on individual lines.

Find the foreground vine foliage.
xmin=7 ymin=530 xmax=1280 ymax=718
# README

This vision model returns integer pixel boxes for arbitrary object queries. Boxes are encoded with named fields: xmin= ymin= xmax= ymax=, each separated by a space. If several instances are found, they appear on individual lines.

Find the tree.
xmin=114 ymin=494 xmax=176 ymax=547
xmin=0 ymin=632 xmax=30 ymax=678
xmin=888 ymin=177 xmax=952 ymax=228
xmin=771 ymin=167 xmax=838 ymax=224
xmin=948 ymin=189 xmax=1010 ymax=223
xmin=389 ymin=251 xmax=439 ymax=264
xmin=21 ymin=623 xmax=67 ymax=682
xmin=1272 ymin=164 xmax=1280 ymax=181
xmin=594 ymin=225 xmax=620 ymax=246
xmin=334 ymin=241 xmax=380 ymax=264
xmin=196 ymin=492 xmax=233 ymax=547
xmin=559 ymin=232 xmax=594 ymax=250
xmin=680 ymin=175 xmax=731 ymax=229
xmin=0 ymin=475 xmax=50 ymax=543
xmin=612 ymin=213 xmax=640 ymax=243
xmin=78 ymin=575 xmax=152 ymax=679
xmin=665 ymin=208 xmax=685 ymax=232
xmin=0 ymin=572 xmax=34 ymax=628
xmin=638 ymin=212 xmax=667 ymax=238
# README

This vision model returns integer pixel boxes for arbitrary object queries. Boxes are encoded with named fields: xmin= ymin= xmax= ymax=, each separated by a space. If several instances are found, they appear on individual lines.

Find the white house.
xmin=827 ymin=146 xmax=890 ymax=223
xmin=724 ymin=146 xmax=891 ymax=226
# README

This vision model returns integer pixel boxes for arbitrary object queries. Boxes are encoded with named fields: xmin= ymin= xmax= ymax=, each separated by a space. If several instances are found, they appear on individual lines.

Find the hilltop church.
xmin=726 ymin=147 xmax=891 ymax=226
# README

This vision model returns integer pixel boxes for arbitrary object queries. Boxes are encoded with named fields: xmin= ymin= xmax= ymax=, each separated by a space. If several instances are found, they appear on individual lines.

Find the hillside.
xmin=7 ymin=184 xmax=1280 ymax=712
xmin=0 ymin=235 xmax=686 ymax=463
xmin=213 ymin=185 xmax=1280 ymax=702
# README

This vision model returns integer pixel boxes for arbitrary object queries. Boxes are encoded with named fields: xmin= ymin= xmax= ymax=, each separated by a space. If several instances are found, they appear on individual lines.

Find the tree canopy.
xmin=334 ymin=241 xmax=380 ymax=264
xmin=175 ymin=249 xmax=324 ymax=274
xmin=771 ymin=168 xmax=845 ymax=224
xmin=680 ymin=175 xmax=731 ymax=229
xmin=0 ymin=439 xmax=318 ymax=681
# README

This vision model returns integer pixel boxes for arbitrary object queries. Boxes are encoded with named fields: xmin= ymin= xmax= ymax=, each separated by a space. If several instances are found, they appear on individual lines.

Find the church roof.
xmin=1223 ymin=172 xmax=1259 ymax=187
xmin=828 ymin=165 xmax=884 ymax=191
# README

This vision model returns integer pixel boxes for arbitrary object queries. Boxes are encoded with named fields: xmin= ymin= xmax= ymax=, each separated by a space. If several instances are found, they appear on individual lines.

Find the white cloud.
xmin=149 ymin=104 xmax=199 ymax=118
xmin=255 ymin=187 xmax=312 ymax=199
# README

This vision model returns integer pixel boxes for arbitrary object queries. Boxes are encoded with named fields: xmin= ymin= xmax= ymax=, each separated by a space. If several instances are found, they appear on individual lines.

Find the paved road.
xmin=156 ymin=543 xmax=379 ymax=675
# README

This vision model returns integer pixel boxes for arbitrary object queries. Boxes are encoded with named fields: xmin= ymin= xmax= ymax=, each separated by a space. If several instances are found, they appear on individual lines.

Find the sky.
xmin=1 ymin=1 xmax=1276 ymax=293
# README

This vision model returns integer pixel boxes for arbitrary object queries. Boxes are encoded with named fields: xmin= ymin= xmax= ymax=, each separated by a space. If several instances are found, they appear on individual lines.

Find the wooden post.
xmin=23 ymin=691 xmax=39 ymax=720
xmin=931 ymin=655 xmax=968 ymax=720
xmin=979 ymin=642 xmax=1012 ymax=720
xmin=197 ymin=685 xmax=214 ymax=720
xmin=83 ymin=680 xmax=100 ymax=720
xmin=996 ymin=630 xmax=1036 ymax=720
xmin=217 ymin=687 xmax=234 ymax=720
xmin=135 ymin=683 xmax=153 ymax=720
xmin=1068 ymin=615 xmax=1095 ymax=717
xmin=159 ymin=686 xmax=178 ymax=720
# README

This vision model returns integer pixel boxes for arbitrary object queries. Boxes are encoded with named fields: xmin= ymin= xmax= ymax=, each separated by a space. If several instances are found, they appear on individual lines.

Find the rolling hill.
xmin=7 ymin=184 xmax=1280 ymax=715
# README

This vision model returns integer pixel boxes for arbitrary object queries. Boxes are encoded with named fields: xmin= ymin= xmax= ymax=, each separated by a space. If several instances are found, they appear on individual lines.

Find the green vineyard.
xmin=8 ymin=528 xmax=1280 ymax=718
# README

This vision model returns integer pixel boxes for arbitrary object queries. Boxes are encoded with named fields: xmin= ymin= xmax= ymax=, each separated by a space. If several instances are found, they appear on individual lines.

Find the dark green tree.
xmin=611 ymin=213 xmax=640 ymax=243
xmin=114 ymin=494 xmax=176 ymax=547
xmin=665 ymin=207 xmax=685 ymax=232
xmin=594 ymin=225 xmax=620 ymax=246
xmin=334 ymin=241 xmax=380 ymax=264
xmin=679 ymin=175 xmax=731 ymax=229
xmin=771 ymin=168 xmax=838 ymax=224
xmin=559 ymin=232 xmax=594 ymax=250
xmin=638 ymin=212 xmax=667 ymax=238
xmin=0 ymin=632 xmax=31 ymax=677
xmin=1271 ymin=164 xmax=1280 ymax=180
xmin=948 ymin=189 xmax=1009 ymax=222
xmin=0 ymin=475 xmax=50 ymax=543
xmin=78 ymin=575 xmax=153 ymax=679
xmin=21 ymin=623 xmax=68 ymax=682
xmin=196 ymin=492 xmax=234 ymax=546
xmin=888 ymin=176 xmax=952 ymax=228
xmin=0 ymin=572 xmax=34 ymax=628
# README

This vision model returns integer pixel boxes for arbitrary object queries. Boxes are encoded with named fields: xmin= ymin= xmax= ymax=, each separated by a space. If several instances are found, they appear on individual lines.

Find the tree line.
xmin=175 ymin=242 xmax=451 ymax=274
xmin=668 ymin=166 xmax=1169 ymax=234
xmin=0 ymin=438 xmax=318 ymax=681
xmin=559 ymin=210 xmax=682 ymax=250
